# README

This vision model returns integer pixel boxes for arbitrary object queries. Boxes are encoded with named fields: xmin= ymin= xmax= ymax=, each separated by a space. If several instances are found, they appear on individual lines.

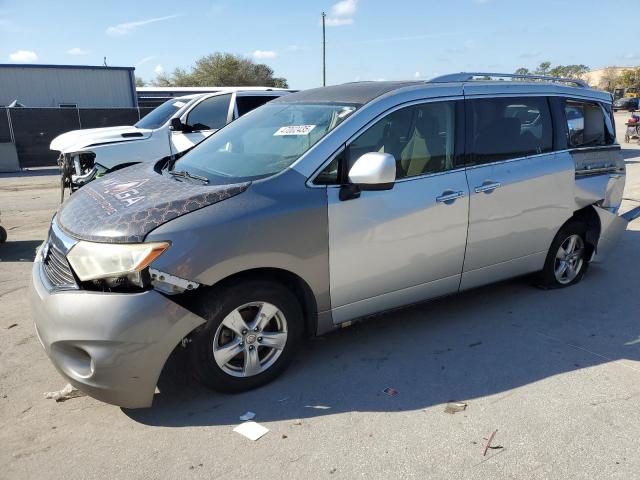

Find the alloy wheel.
xmin=554 ymin=234 xmax=585 ymax=285
xmin=212 ymin=302 xmax=288 ymax=377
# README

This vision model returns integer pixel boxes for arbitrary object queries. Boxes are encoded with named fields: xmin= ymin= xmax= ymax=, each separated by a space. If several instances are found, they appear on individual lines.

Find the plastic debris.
xmin=43 ymin=383 xmax=85 ymax=403
xmin=233 ymin=421 xmax=269 ymax=441
xmin=304 ymin=405 xmax=330 ymax=410
xmin=239 ymin=411 xmax=256 ymax=421
xmin=7 ymin=323 xmax=17 ymax=329
xmin=444 ymin=402 xmax=468 ymax=414
xmin=383 ymin=387 xmax=398 ymax=397
xmin=277 ymin=396 xmax=290 ymax=402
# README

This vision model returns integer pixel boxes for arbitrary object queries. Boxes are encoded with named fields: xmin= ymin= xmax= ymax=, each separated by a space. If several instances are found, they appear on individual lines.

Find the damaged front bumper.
xmin=30 ymin=254 xmax=205 ymax=408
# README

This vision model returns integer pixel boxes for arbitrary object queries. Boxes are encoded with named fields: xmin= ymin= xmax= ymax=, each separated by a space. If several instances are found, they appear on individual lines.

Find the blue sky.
xmin=0 ymin=0 xmax=636 ymax=89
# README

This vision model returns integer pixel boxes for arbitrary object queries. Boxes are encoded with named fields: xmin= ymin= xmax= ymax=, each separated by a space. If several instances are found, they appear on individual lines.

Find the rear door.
xmin=170 ymin=93 xmax=232 ymax=153
xmin=461 ymin=95 xmax=574 ymax=290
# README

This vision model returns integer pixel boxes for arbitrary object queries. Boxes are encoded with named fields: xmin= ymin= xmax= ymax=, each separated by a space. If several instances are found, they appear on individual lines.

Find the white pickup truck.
xmin=51 ymin=88 xmax=291 ymax=191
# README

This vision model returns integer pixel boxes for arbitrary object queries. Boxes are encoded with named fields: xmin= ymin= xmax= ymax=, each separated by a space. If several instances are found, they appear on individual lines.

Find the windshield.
xmin=173 ymin=102 xmax=357 ymax=183
xmin=135 ymin=98 xmax=192 ymax=129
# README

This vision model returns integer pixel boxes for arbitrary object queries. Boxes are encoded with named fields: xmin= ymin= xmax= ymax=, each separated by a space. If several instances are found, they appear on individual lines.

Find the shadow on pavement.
xmin=124 ymin=230 xmax=640 ymax=427
xmin=0 ymin=240 xmax=41 ymax=262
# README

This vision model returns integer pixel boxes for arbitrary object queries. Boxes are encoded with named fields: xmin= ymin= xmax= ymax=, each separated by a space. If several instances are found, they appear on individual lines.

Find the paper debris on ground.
xmin=239 ymin=411 xmax=256 ymax=421
xmin=304 ymin=404 xmax=330 ymax=410
xmin=43 ymin=384 xmax=85 ymax=402
xmin=444 ymin=402 xmax=468 ymax=414
xmin=383 ymin=387 xmax=399 ymax=397
xmin=234 ymin=421 xmax=269 ymax=441
xmin=293 ymin=419 xmax=303 ymax=425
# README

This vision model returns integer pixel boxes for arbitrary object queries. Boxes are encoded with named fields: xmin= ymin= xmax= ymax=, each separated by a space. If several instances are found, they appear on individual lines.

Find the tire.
xmin=537 ymin=220 xmax=589 ymax=289
xmin=0 ymin=226 xmax=6 ymax=243
xmin=189 ymin=280 xmax=303 ymax=393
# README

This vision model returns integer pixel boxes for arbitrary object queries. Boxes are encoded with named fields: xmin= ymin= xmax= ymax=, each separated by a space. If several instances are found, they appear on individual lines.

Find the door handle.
xmin=436 ymin=190 xmax=465 ymax=204
xmin=474 ymin=182 xmax=502 ymax=193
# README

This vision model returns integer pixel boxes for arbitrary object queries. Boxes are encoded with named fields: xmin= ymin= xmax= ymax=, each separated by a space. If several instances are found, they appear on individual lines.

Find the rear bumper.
xmin=591 ymin=206 xmax=638 ymax=263
xmin=30 ymin=257 xmax=205 ymax=408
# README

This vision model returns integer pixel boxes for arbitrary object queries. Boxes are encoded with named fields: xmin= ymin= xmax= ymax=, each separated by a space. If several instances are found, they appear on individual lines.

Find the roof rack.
xmin=429 ymin=72 xmax=588 ymax=88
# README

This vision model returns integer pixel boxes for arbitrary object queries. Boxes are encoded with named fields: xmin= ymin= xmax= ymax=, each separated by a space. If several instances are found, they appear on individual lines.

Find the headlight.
xmin=67 ymin=241 xmax=170 ymax=282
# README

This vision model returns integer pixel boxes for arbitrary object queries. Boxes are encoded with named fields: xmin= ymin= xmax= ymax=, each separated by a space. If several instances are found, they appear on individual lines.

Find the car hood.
xmin=50 ymin=126 xmax=154 ymax=153
xmin=57 ymin=162 xmax=249 ymax=243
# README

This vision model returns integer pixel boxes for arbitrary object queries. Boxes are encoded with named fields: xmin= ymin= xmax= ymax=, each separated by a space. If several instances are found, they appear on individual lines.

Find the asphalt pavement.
xmin=0 ymin=115 xmax=639 ymax=479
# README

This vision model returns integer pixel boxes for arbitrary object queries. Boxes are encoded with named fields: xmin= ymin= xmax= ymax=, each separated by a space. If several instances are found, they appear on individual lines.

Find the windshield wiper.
xmin=169 ymin=170 xmax=209 ymax=184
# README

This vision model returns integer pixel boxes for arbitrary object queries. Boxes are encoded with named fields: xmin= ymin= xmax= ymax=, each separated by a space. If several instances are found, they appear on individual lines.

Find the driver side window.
xmin=185 ymin=94 xmax=232 ymax=131
xmin=314 ymin=101 xmax=457 ymax=185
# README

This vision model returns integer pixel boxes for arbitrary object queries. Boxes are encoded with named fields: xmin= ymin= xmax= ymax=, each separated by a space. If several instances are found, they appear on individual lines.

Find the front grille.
xmin=42 ymin=239 xmax=78 ymax=289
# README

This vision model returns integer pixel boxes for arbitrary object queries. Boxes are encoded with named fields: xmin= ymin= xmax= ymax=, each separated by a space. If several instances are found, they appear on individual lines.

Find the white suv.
xmin=50 ymin=88 xmax=291 ymax=191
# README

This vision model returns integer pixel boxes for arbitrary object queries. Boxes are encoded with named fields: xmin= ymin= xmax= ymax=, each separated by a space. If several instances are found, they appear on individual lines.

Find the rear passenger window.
xmin=565 ymin=100 xmax=615 ymax=148
xmin=468 ymin=97 xmax=553 ymax=164
xmin=236 ymin=95 xmax=279 ymax=117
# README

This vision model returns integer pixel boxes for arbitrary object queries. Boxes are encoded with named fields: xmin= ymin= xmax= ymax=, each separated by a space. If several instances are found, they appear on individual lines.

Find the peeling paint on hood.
xmin=57 ymin=162 xmax=249 ymax=243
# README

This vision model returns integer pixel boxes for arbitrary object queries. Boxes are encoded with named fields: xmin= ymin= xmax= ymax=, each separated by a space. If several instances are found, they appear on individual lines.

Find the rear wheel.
xmin=538 ymin=220 xmax=589 ymax=288
xmin=189 ymin=280 xmax=303 ymax=393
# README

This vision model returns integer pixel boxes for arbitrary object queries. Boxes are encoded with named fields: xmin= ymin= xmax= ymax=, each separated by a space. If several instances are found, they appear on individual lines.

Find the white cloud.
xmin=252 ymin=50 xmax=278 ymax=59
xmin=66 ymin=47 xmax=88 ymax=56
xmin=324 ymin=17 xmax=353 ymax=27
xmin=414 ymin=71 xmax=422 ymax=79
xmin=9 ymin=50 xmax=37 ymax=62
xmin=331 ymin=0 xmax=357 ymax=16
xmin=154 ymin=64 xmax=165 ymax=76
xmin=136 ymin=55 xmax=155 ymax=66
xmin=106 ymin=15 xmax=180 ymax=35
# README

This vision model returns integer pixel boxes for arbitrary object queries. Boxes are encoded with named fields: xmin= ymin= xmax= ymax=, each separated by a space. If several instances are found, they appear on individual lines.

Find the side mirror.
xmin=349 ymin=152 xmax=396 ymax=189
xmin=340 ymin=152 xmax=396 ymax=201
xmin=170 ymin=117 xmax=185 ymax=132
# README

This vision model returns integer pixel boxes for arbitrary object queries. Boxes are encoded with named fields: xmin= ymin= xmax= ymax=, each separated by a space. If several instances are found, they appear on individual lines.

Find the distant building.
xmin=582 ymin=66 xmax=636 ymax=90
xmin=0 ymin=64 xmax=137 ymax=108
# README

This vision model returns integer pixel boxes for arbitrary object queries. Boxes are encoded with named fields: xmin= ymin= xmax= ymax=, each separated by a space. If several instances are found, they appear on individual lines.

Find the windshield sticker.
xmin=172 ymin=101 xmax=186 ymax=108
xmin=274 ymin=125 xmax=316 ymax=136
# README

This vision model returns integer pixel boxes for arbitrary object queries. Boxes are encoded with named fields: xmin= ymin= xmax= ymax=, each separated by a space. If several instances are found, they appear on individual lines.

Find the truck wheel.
xmin=537 ymin=220 xmax=589 ymax=289
xmin=189 ymin=280 xmax=303 ymax=393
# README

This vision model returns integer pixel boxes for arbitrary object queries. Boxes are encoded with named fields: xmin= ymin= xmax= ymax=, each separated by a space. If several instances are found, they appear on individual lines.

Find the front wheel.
xmin=189 ymin=280 xmax=303 ymax=393
xmin=537 ymin=220 xmax=589 ymax=288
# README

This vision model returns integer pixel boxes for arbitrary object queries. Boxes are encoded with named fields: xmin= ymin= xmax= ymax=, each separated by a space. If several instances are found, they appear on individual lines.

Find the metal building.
xmin=0 ymin=64 xmax=137 ymax=108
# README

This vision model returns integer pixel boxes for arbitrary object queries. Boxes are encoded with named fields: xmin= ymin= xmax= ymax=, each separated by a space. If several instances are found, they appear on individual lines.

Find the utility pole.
xmin=322 ymin=12 xmax=326 ymax=87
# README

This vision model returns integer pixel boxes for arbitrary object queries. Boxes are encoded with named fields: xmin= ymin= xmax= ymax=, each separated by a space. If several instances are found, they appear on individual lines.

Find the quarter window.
xmin=186 ymin=94 xmax=231 ymax=131
xmin=468 ymin=97 xmax=553 ymax=164
xmin=347 ymin=101 xmax=457 ymax=180
xmin=565 ymin=100 xmax=615 ymax=148
xmin=236 ymin=95 xmax=279 ymax=116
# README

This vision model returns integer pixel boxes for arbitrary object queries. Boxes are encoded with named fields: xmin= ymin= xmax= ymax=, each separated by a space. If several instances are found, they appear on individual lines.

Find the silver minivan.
xmin=31 ymin=73 xmax=635 ymax=408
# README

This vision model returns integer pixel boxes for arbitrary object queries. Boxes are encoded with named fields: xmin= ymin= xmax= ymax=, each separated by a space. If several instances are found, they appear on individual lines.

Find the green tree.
xmin=152 ymin=52 xmax=289 ymax=88
xmin=534 ymin=61 xmax=552 ymax=75
xmin=515 ymin=62 xmax=589 ymax=79
xmin=135 ymin=76 xmax=146 ymax=87
xmin=620 ymin=67 xmax=640 ymax=89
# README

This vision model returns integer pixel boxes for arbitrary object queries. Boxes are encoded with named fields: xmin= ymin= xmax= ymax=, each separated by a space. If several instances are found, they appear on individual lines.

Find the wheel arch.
xmin=181 ymin=267 xmax=319 ymax=338
xmin=569 ymin=205 xmax=601 ymax=259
